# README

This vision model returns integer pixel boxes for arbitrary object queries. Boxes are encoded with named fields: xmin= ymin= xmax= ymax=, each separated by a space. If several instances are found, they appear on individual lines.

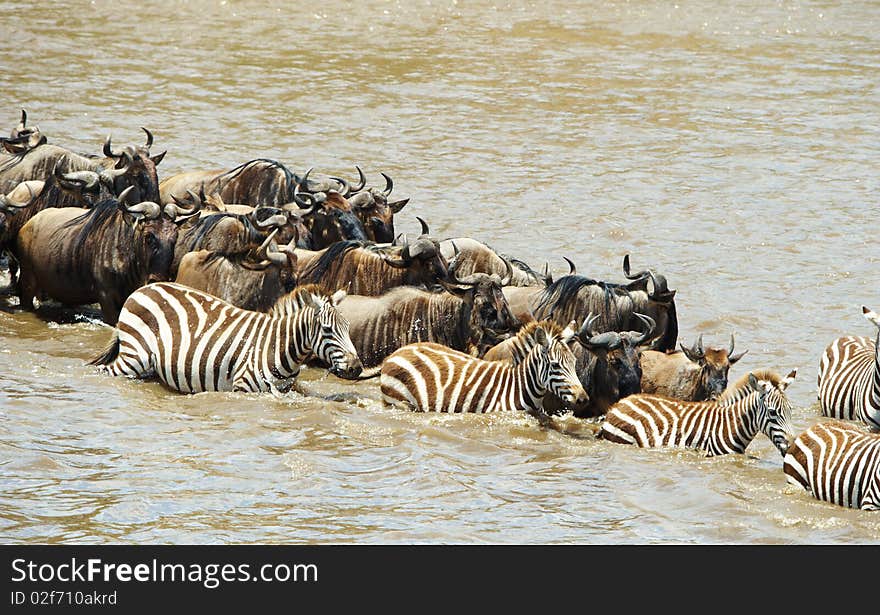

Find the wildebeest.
xmin=335 ymin=272 xmax=520 ymax=367
xmin=0 ymin=128 xmax=164 ymax=203
xmin=639 ymin=334 xmax=747 ymax=402
xmin=504 ymin=254 xmax=678 ymax=352
xmin=169 ymin=205 xmax=286 ymax=277
xmin=15 ymin=187 xmax=196 ymax=323
xmin=1 ymin=109 xmax=46 ymax=155
xmin=296 ymin=219 xmax=451 ymax=296
xmin=346 ymin=171 xmax=409 ymax=243
xmin=485 ymin=312 xmax=655 ymax=417
xmin=439 ymin=237 xmax=550 ymax=287
xmin=174 ymin=230 xmax=298 ymax=312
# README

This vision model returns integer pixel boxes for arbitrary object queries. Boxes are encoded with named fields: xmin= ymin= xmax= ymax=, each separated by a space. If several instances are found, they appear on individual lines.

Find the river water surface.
xmin=1 ymin=0 xmax=879 ymax=544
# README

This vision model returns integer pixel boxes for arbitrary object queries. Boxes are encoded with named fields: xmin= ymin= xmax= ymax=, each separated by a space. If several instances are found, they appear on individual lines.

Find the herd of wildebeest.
xmin=2 ymin=109 xmax=879 ymax=512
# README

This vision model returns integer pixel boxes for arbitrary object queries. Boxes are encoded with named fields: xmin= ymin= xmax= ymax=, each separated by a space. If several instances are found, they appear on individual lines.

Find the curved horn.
xmin=577 ymin=313 xmax=602 ymax=340
xmin=623 ymin=254 xmax=650 ymax=280
xmin=380 ymin=172 xmax=393 ymax=196
xmin=141 ymin=127 xmax=153 ymax=149
xmin=728 ymin=333 xmax=735 ymax=357
xmin=103 ymin=134 xmax=121 ymax=158
xmin=124 ymin=200 xmax=161 ymax=219
xmin=563 ymin=256 xmax=577 ymax=276
xmin=499 ymin=257 xmax=513 ymax=286
xmin=633 ymin=313 xmax=656 ymax=346
xmin=17 ymin=108 xmax=27 ymax=132
xmin=117 ymin=185 xmax=137 ymax=207
xmin=255 ymin=212 xmax=288 ymax=229
xmin=416 ymin=216 xmax=429 ymax=236
xmin=240 ymin=258 xmax=272 ymax=271
xmin=351 ymin=166 xmax=366 ymax=193
xmin=329 ymin=175 xmax=350 ymax=197
xmin=61 ymin=170 xmax=100 ymax=190
xmin=293 ymin=168 xmax=317 ymax=208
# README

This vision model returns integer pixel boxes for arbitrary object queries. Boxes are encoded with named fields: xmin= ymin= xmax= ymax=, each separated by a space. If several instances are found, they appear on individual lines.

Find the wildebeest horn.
xmin=0 ymin=193 xmax=29 ymax=210
xmin=348 ymin=192 xmax=374 ymax=209
xmin=577 ymin=312 xmax=602 ymax=340
xmin=416 ymin=216 xmax=429 ymax=236
xmin=329 ymin=175 xmax=350 ymax=196
xmin=61 ymin=170 xmax=101 ymax=190
xmin=293 ymin=168 xmax=317 ymax=208
xmin=17 ymin=109 xmax=26 ymax=133
xmin=500 ymin=257 xmax=513 ymax=286
xmin=164 ymin=197 xmax=201 ymax=221
xmin=141 ymin=127 xmax=153 ymax=149
xmin=632 ymin=313 xmax=656 ymax=346
xmin=380 ymin=172 xmax=393 ymax=196
xmin=563 ymin=256 xmax=577 ymax=276
xmin=124 ymin=200 xmax=161 ymax=219
xmin=103 ymin=134 xmax=122 ymax=158
xmin=352 ymin=166 xmax=366 ymax=193
xmin=256 ymin=227 xmax=280 ymax=255
xmin=623 ymin=254 xmax=650 ymax=280
xmin=254 ymin=210 xmax=288 ymax=228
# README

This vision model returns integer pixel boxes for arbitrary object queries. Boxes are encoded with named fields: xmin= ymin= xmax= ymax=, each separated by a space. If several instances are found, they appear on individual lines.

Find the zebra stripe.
xmin=379 ymin=325 xmax=586 ymax=413
xmin=91 ymin=282 xmax=362 ymax=393
xmin=784 ymin=420 xmax=880 ymax=510
xmin=599 ymin=371 xmax=797 ymax=457
xmin=817 ymin=307 xmax=880 ymax=430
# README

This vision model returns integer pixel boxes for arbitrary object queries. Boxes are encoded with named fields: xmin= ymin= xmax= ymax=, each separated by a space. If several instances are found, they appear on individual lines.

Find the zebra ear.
xmin=747 ymin=373 xmax=759 ymax=392
xmin=330 ymin=289 xmax=347 ymax=306
xmin=534 ymin=326 xmax=549 ymax=349
xmin=780 ymin=368 xmax=797 ymax=390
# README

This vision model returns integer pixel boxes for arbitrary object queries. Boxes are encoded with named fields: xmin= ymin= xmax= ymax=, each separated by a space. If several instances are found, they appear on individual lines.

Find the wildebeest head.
xmin=293 ymin=169 xmax=368 ymax=248
xmin=240 ymin=228 xmax=299 ymax=291
xmin=577 ymin=312 xmax=656 ymax=405
xmin=119 ymin=187 xmax=198 ymax=283
xmin=1 ymin=109 xmax=46 ymax=155
xmin=381 ymin=216 xmax=448 ymax=285
xmin=442 ymin=263 xmax=520 ymax=348
xmin=345 ymin=170 xmax=409 ymax=243
xmin=680 ymin=333 xmax=748 ymax=400
xmin=622 ymin=254 xmax=678 ymax=351
xmin=101 ymin=128 xmax=164 ymax=203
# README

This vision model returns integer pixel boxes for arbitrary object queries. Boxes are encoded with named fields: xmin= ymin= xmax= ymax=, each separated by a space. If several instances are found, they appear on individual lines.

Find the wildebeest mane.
xmin=298 ymin=240 xmax=371 ymax=285
xmin=533 ymin=275 xmax=628 ymax=322
xmin=181 ymin=212 xmax=263 ymax=254
xmin=60 ymin=197 xmax=122 ymax=249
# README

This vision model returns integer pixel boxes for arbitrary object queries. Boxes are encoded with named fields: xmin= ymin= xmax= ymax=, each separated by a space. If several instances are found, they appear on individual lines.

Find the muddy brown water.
xmin=1 ymin=0 xmax=879 ymax=544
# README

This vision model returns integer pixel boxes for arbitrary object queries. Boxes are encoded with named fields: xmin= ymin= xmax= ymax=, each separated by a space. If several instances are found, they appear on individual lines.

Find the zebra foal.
xmin=89 ymin=282 xmax=362 ymax=393
xmin=817 ymin=306 xmax=880 ymax=430
xmin=784 ymin=420 xmax=880 ymax=510
xmin=598 ymin=369 xmax=797 ymax=457
xmin=379 ymin=323 xmax=587 ymax=413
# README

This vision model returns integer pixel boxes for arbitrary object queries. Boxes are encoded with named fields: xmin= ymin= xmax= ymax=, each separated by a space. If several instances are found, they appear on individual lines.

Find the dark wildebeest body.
xmin=15 ymin=192 xmax=186 ymax=323
xmin=336 ymin=276 xmax=519 ymax=368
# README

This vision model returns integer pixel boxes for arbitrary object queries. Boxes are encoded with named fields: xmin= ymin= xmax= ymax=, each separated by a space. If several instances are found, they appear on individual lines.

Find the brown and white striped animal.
xmin=816 ymin=306 xmax=880 ymax=430
xmin=783 ymin=420 xmax=880 ymax=510
xmin=89 ymin=282 xmax=362 ymax=393
xmin=639 ymin=334 xmax=747 ymax=402
xmin=598 ymin=369 xmax=797 ymax=457
xmin=380 ymin=323 xmax=587 ymax=413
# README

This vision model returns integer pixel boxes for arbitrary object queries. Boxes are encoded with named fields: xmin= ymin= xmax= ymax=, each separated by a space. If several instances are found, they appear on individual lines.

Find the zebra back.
xmin=600 ymin=371 xmax=796 ymax=456
xmin=783 ymin=420 xmax=880 ymax=510
xmin=380 ymin=326 xmax=585 ymax=413
xmin=817 ymin=306 xmax=880 ymax=430
xmin=92 ymin=282 xmax=361 ymax=392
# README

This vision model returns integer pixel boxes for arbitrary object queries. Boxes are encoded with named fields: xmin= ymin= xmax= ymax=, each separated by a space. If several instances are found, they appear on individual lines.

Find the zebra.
xmin=88 ymin=281 xmax=363 ymax=393
xmin=597 ymin=369 xmax=797 ymax=457
xmin=816 ymin=306 xmax=880 ymax=430
xmin=379 ymin=323 xmax=587 ymax=413
xmin=783 ymin=420 xmax=880 ymax=510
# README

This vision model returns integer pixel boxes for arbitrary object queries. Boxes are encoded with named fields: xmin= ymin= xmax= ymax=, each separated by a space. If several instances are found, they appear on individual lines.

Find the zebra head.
xmin=305 ymin=289 xmax=363 ymax=380
xmin=750 ymin=369 xmax=797 ymax=456
xmin=537 ymin=324 xmax=588 ymax=407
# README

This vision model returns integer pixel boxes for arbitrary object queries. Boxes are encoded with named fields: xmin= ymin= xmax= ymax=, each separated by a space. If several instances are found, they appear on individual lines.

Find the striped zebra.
xmin=783 ymin=420 xmax=880 ymax=510
xmin=816 ymin=306 xmax=880 ymax=430
xmin=379 ymin=323 xmax=587 ymax=413
xmin=598 ymin=369 xmax=797 ymax=457
xmin=89 ymin=282 xmax=362 ymax=393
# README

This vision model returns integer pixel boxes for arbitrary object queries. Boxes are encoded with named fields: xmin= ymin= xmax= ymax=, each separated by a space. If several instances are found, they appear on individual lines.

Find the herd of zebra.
xmin=1 ymin=110 xmax=879 ymax=515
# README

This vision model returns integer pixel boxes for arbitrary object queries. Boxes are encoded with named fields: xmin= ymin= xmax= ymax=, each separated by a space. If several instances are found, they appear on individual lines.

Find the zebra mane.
xmin=270 ymin=283 xmax=331 ymax=317
xmin=517 ymin=319 xmax=564 ymax=341
xmin=718 ymin=369 xmax=784 ymax=403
